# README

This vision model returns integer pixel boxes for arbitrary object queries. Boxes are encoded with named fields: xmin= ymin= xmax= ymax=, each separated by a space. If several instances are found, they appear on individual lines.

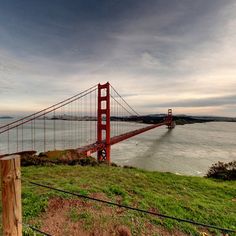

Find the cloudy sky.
xmin=0 ymin=0 xmax=235 ymax=116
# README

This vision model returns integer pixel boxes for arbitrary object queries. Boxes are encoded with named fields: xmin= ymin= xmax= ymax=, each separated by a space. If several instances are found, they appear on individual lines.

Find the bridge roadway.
xmin=76 ymin=121 xmax=168 ymax=156
xmin=0 ymin=120 xmax=172 ymax=159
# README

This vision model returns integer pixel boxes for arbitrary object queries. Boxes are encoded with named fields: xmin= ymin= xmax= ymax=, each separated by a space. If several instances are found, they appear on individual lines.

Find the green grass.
xmin=0 ymin=164 xmax=236 ymax=235
xmin=68 ymin=208 xmax=80 ymax=222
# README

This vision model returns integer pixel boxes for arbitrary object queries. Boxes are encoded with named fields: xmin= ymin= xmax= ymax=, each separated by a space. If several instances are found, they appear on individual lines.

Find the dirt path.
xmin=37 ymin=197 xmax=190 ymax=236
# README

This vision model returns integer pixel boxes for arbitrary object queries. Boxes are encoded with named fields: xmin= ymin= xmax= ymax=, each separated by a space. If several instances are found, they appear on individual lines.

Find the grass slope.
xmin=0 ymin=165 xmax=236 ymax=235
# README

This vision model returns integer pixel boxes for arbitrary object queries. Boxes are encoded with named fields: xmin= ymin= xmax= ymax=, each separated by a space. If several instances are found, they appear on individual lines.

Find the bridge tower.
xmin=97 ymin=82 xmax=111 ymax=162
xmin=167 ymin=109 xmax=175 ymax=129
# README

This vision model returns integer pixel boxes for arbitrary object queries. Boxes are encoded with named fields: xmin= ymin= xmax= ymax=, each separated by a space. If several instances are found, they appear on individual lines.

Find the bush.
xmin=206 ymin=161 xmax=236 ymax=180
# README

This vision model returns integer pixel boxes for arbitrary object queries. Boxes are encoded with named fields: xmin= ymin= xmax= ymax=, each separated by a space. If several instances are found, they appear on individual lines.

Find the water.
xmin=111 ymin=122 xmax=236 ymax=176
xmin=0 ymin=119 xmax=147 ymax=154
xmin=1 ymin=119 xmax=235 ymax=176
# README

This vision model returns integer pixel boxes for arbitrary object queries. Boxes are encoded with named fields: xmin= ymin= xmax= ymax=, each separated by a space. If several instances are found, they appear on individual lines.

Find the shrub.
xmin=206 ymin=161 xmax=236 ymax=180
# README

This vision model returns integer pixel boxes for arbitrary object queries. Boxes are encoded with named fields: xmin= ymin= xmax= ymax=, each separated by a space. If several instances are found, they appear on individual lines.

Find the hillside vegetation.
xmin=0 ymin=164 xmax=236 ymax=236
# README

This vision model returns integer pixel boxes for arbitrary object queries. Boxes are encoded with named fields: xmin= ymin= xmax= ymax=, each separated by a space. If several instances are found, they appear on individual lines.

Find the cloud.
xmin=141 ymin=52 xmax=162 ymax=69
xmin=156 ymin=95 xmax=236 ymax=108
xmin=0 ymin=0 xmax=236 ymax=116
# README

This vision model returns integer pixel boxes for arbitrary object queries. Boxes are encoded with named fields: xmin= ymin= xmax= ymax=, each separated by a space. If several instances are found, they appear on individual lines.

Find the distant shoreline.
xmin=128 ymin=115 xmax=236 ymax=125
xmin=173 ymin=116 xmax=236 ymax=125
xmin=0 ymin=116 xmax=13 ymax=119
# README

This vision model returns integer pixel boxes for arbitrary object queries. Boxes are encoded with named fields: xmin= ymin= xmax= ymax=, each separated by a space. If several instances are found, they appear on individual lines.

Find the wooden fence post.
xmin=1 ymin=155 xmax=22 ymax=236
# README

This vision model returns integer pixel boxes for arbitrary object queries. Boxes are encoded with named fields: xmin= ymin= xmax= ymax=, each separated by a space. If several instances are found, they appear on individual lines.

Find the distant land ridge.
xmin=0 ymin=116 xmax=13 ymax=119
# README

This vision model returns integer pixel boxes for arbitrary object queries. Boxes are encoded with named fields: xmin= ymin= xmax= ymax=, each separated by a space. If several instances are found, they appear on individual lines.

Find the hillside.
xmin=109 ymin=115 xmax=236 ymax=125
xmin=0 ymin=165 xmax=236 ymax=236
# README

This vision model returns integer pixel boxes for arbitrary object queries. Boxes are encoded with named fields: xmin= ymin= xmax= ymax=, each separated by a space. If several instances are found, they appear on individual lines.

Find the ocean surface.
xmin=1 ymin=119 xmax=235 ymax=176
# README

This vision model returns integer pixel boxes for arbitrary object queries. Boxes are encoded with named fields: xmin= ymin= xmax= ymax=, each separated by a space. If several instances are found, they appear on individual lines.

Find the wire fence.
xmin=17 ymin=180 xmax=236 ymax=235
xmin=21 ymin=222 xmax=52 ymax=236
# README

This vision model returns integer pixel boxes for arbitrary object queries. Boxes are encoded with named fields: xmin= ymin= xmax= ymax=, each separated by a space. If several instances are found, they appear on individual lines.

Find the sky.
xmin=0 ymin=0 xmax=236 ymax=117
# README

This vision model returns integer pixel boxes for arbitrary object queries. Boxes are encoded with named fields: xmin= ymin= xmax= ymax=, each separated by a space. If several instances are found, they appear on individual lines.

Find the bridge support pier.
xmin=97 ymin=82 xmax=111 ymax=163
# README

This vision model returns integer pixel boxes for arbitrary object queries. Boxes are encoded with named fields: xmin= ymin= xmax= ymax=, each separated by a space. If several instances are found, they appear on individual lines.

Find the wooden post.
xmin=1 ymin=155 xmax=22 ymax=236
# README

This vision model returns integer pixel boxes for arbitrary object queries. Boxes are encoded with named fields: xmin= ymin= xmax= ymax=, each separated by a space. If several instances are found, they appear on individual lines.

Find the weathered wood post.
xmin=0 ymin=155 xmax=22 ymax=236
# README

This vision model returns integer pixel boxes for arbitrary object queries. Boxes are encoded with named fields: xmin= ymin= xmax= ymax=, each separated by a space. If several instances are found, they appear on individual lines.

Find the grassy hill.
xmin=0 ymin=164 xmax=236 ymax=236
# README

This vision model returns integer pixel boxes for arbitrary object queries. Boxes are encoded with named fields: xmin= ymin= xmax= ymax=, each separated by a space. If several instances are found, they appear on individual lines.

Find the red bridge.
xmin=0 ymin=82 xmax=174 ymax=162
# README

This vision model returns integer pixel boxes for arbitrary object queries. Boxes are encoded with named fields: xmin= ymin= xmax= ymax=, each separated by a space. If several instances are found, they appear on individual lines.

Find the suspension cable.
xmin=0 ymin=88 xmax=97 ymax=134
xmin=0 ymin=84 xmax=98 ymax=130
xmin=110 ymin=84 xmax=140 ymax=116
xmin=110 ymin=94 xmax=135 ymax=117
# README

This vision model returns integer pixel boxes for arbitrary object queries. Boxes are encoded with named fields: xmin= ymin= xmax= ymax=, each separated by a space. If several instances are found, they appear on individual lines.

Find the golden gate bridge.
xmin=1 ymin=83 xmax=236 ymax=236
xmin=0 ymin=82 xmax=175 ymax=162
